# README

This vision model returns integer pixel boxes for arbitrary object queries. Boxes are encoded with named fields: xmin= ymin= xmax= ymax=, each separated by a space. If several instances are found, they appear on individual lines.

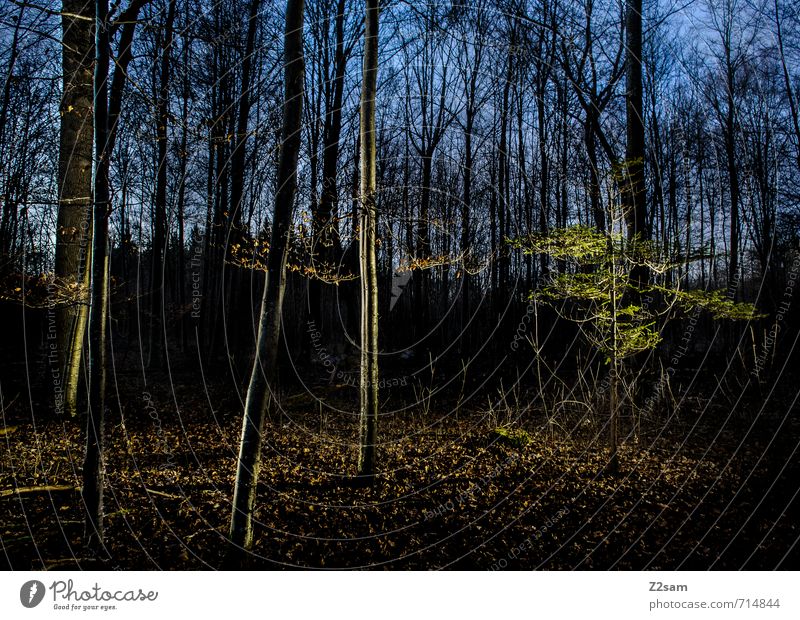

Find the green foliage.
xmin=516 ymin=226 xmax=660 ymax=363
xmin=491 ymin=427 xmax=532 ymax=449
xmin=510 ymin=225 xmax=661 ymax=267
xmin=510 ymin=226 xmax=608 ymax=262
xmin=511 ymin=225 xmax=760 ymax=366
xmin=669 ymin=288 xmax=765 ymax=321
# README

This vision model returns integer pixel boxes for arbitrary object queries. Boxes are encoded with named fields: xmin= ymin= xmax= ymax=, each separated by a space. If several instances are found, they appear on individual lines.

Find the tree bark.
xmin=226 ymin=0 xmax=262 ymax=360
xmin=176 ymin=7 xmax=191 ymax=352
xmin=309 ymin=0 xmax=349 ymax=336
xmin=724 ymin=76 xmax=740 ymax=294
xmin=775 ymin=0 xmax=800 ymax=174
xmin=56 ymin=0 xmax=95 ymax=416
xmin=230 ymin=0 xmax=261 ymax=235
xmin=585 ymin=111 xmax=604 ymax=231
xmin=229 ymin=0 xmax=306 ymax=551
xmin=357 ymin=0 xmax=379 ymax=479
xmin=82 ymin=0 xmax=148 ymax=552
xmin=82 ymin=0 xmax=111 ymax=552
xmin=496 ymin=35 xmax=513 ymax=308
xmin=149 ymin=0 xmax=177 ymax=368
xmin=461 ymin=106 xmax=473 ymax=331
xmin=623 ymin=0 xmax=647 ymax=259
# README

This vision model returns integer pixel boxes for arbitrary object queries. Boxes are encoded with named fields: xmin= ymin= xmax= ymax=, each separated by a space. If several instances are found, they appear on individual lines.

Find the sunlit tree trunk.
xmin=65 ymin=248 xmax=90 ymax=417
xmin=56 ymin=0 xmax=94 ymax=416
xmin=357 ymin=0 xmax=379 ymax=479
xmin=82 ymin=0 xmax=111 ymax=551
xmin=82 ymin=0 xmax=147 ymax=551
xmin=229 ymin=0 xmax=306 ymax=550
xmin=608 ymin=237 xmax=620 ymax=475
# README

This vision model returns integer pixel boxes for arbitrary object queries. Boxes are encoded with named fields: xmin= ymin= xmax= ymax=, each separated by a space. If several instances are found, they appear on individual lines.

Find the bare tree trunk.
xmin=226 ymin=0 xmax=261 ymax=361
xmin=357 ymin=0 xmax=379 ymax=479
xmin=416 ymin=151 xmax=432 ymax=332
xmin=56 ymin=0 xmax=94 ymax=416
xmin=0 ymin=5 xmax=23 ymax=151
xmin=724 ymin=87 xmax=740 ymax=295
xmin=230 ymin=0 xmax=261 ymax=237
xmin=229 ymin=0 xmax=306 ymax=551
xmin=176 ymin=9 xmax=191 ymax=353
xmin=623 ymin=0 xmax=647 ymax=270
xmin=775 ymin=0 xmax=800 ymax=173
xmin=64 ymin=245 xmax=91 ymax=416
xmin=149 ymin=0 xmax=177 ymax=368
xmin=536 ymin=78 xmax=551 ymax=270
xmin=461 ymin=106 xmax=473 ymax=332
xmin=309 ymin=0 xmax=350 ymax=339
xmin=0 ymin=5 xmax=25 ymax=260
xmin=82 ymin=0 xmax=147 ymax=552
xmin=82 ymin=0 xmax=111 ymax=552
xmin=496 ymin=36 xmax=513 ymax=309
xmin=585 ymin=112 xmax=604 ymax=232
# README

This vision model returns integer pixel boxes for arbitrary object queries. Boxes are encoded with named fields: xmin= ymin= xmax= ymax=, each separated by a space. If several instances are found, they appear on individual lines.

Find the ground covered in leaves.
xmin=2 ymin=368 xmax=798 ymax=570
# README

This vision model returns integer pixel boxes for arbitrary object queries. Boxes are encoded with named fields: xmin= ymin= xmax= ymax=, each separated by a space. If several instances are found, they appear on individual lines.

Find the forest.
xmin=0 ymin=0 xmax=799 ymax=570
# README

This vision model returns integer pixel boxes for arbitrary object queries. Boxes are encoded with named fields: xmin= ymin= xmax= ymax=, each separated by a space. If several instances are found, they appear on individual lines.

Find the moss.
xmin=491 ymin=426 xmax=532 ymax=449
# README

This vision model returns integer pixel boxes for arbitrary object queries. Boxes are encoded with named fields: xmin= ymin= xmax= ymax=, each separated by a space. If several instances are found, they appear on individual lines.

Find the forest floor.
xmin=1 ymin=365 xmax=799 ymax=570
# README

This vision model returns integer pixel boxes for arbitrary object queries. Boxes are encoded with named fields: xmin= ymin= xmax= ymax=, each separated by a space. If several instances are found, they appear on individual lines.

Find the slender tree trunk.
xmin=57 ymin=0 xmax=94 ymax=416
xmin=0 ymin=5 xmax=23 ymax=152
xmin=497 ymin=134 xmax=507 ymax=298
xmin=0 ymin=5 xmax=25 ymax=258
xmin=65 ymin=244 xmax=91 ymax=416
xmin=698 ymin=143 xmax=706 ymax=287
xmin=82 ymin=0 xmax=147 ymax=552
xmin=586 ymin=113 xmax=604 ymax=232
xmin=775 ymin=0 xmax=800 ymax=173
xmin=489 ymin=151 xmax=497 ymax=289
xmin=620 ymin=0 xmax=649 ymax=415
xmin=229 ymin=0 xmax=306 ymax=551
xmin=310 ymin=0 xmax=348 ymax=336
xmin=461 ymin=107 xmax=473 ymax=332
xmin=226 ymin=0 xmax=261 ymax=361
xmin=416 ymin=151 xmax=432 ymax=334
xmin=516 ymin=89 xmax=531 ymax=288
xmin=724 ymin=86 xmax=740 ymax=294
xmin=607 ymin=235 xmax=620 ymax=475
xmin=623 ymin=0 xmax=647 ymax=260
xmin=496 ymin=43 xmax=512 ymax=308
xmin=82 ymin=0 xmax=111 ymax=551
xmin=357 ymin=0 xmax=379 ymax=479
xmin=537 ymin=79 xmax=550 ymax=276
xmin=176 ymin=17 xmax=190 ymax=353
xmin=207 ymin=22 xmax=234 ymax=359
xmin=150 ymin=0 xmax=177 ymax=368
xmin=230 ymin=0 xmax=261 ymax=233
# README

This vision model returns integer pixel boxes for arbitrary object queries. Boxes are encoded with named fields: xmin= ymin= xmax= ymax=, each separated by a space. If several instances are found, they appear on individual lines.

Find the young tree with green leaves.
xmin=513 ymin=217 xmax=759 ymax=474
